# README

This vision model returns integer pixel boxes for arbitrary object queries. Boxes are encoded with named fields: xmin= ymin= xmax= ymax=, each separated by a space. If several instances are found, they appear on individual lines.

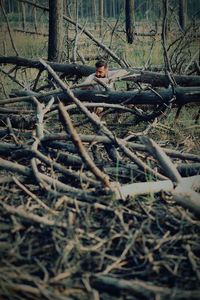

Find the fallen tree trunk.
xmin=1 ymin=56 xmax=200 ymax=86
xmin=9 ymin=86 xmax=200 ymax=106
xmin=0 ymin=56 xmax=94 ymax=77
xmin=123 ymin=70 xmax=200 ymax=87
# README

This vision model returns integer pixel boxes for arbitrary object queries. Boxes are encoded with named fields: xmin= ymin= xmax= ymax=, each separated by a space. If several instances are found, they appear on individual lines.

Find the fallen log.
xmin=73 ymin=86 xmax=200 ymax=105
xmin=8 ymin=86 xmax=200 ymax=106
xmin=0 ymin=56 xmax=94 ymax=77
xmin=123 ymin=70 xmax=200 ymax=87
xmin=1 ymin=56 xmax=200 ymax=86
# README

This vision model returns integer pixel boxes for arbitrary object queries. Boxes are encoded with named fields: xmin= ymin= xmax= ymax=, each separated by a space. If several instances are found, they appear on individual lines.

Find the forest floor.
xmin=0 ymin=22 xmax=200 ymax=300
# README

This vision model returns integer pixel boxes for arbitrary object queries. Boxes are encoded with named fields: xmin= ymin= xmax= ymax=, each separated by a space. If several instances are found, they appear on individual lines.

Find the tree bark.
xmin=0 ymin=56 xmax=95 ymax=76
xmin=125 ymin=0 xmax=135 ymax=44
xmin=69 ymin=87 xmax=200 ymax=105
xmin=9 ymin=86 xmax=200 ymax=106
xmin=1 ymin=56 xmax=200 ymax=87
xmin=99 ymin=0 xmax=103 ymax=37
xmin=179 ymin=0 xmax=187 ymax=31
xmin=123 ymin=70 xmax=200 ymax=87
xmin=48 ymin=0 xmax=63 ymax=62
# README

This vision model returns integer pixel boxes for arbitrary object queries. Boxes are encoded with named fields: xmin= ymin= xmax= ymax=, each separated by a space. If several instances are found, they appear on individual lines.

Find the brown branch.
xmin=0 ymin=201 xmax=67 ymax=228
xmin=32 ymin=148 xmax=101 ymax=187
xmin=12 ymin=176 xmax=58 ymax=215
xmin=6 ymin=117 xmax=20 ymax=145
xmin=0 ymin=157 xmax=97 ymax=201
xmin=58 ymin=101 xmax=111 ymax=188
xmin=13 ymin=28 xmax=48 ymax=36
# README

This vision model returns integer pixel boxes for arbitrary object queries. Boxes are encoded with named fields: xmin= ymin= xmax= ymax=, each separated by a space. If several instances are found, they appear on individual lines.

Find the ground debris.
xmin=0 ymin=62 xmax=200 ymax=300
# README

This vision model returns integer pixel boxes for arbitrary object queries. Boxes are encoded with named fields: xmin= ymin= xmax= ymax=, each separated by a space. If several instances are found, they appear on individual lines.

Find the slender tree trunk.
xmin=112 ymin=0 xmax=116 ymax=18
xmin=80 ymin=0 xmax=83 ymax=19
xmin=21 ymin=2 xmax=26 ymax=30
xmin=33 ymin=5 xmax=38 ymax=32
xmin=179 ymin=0 xmax=187 ymax=31
xmin=162 ymin=0 xmax=168 ymax=41
xmin=99 ymin=0 xmax=103 ymax=37
xmin=125 ymin=0 xmax=135 ymax=44
xmin=91 ymin=0 xmax=97 ymax=29
xmin=72 ymin=0 xmax=78 ymax=19
xmin=48 ymin=0 xmax=64 ymax=62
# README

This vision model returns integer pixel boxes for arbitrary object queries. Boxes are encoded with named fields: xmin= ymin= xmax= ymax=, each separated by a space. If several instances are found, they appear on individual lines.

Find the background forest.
xmin=1 ymin=0 xmax=200 ymax=66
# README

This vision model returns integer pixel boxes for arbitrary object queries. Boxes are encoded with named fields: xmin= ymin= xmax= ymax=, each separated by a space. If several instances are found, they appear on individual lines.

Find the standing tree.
xmin=48 ymin=0 xmax=63 ymax=62
xmin=125 ymin=0 xmax=135 ymax=44
xmin=21 ymin=1 xmax=26 ymax=31
xmin=179 ymin=0 xmax=187 ymax=31
xmin=99 ymin=0 xmax=103 ymax=37
xmin=91 ymin=0 xmax=97 ymax=28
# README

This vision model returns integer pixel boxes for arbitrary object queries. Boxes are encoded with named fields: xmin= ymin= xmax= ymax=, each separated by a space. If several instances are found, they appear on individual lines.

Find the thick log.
xmin=1 ymin=56 xmax=200 ymax=86
xmin=13 ymin=86 xmax=200 ymax=106
xmin=0 ymin=56 xmax=94 ymax=77
xmin=124 ymin=70 xmax=200 ymax=87
xmin=68 ymin=87 xmax=200 ymax=105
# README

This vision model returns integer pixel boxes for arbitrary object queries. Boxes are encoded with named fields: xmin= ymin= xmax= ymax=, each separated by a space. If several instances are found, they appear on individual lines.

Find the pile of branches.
xmin=0 ymin=59 xmax=200 ymax=300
